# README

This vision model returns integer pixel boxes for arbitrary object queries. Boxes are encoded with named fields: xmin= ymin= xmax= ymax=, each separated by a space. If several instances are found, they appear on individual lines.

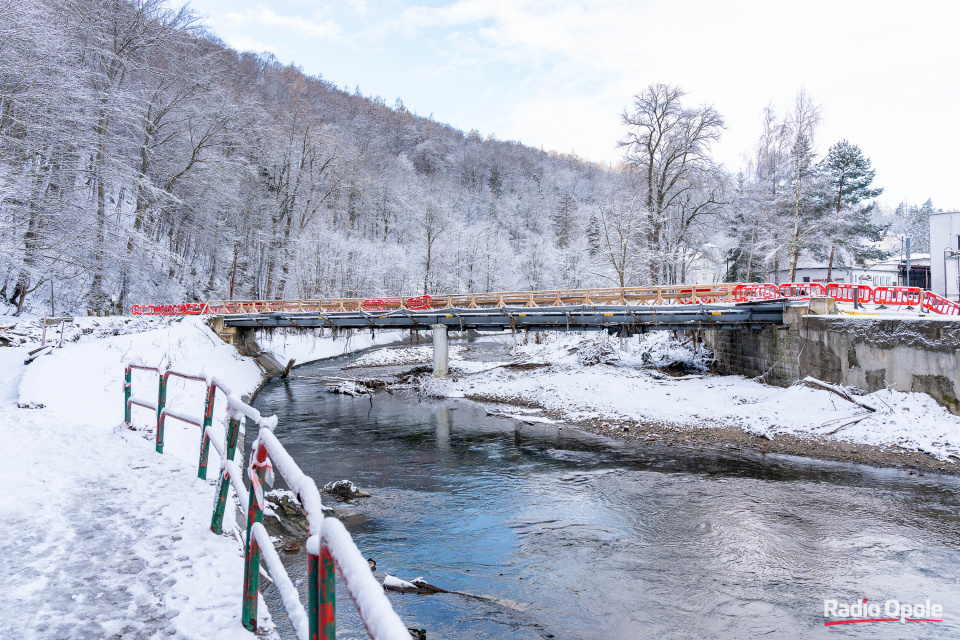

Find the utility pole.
xmin=905 ymin=237 xmax=912 ymax=288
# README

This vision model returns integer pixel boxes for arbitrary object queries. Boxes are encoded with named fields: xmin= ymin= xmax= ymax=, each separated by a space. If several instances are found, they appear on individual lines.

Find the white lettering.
xmin=823 ymin=599 xmax=838 ymax=616
xmin=868 ymin=603 xmax=880 ymax=617
xmin=900 ymin=603 xmax=912 ymax=623
xmin=838 ymin=604 xmax=849 ymax=617
xmin=914 ymin=604 xmax=926 ymax=618
xmin=886 ymin=600 xmax=900 ymax=616
xmin=932 ymin=604 xmax=943 ymax=618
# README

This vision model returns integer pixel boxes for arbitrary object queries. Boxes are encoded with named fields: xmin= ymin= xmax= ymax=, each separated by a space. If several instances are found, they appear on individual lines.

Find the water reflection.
xmin=254 ymin=342 xmax=960 ymax=639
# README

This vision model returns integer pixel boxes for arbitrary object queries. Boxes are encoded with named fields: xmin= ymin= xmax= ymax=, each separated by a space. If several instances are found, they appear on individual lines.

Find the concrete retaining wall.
xmin=703 ymin=306 xmax=960 ymax=414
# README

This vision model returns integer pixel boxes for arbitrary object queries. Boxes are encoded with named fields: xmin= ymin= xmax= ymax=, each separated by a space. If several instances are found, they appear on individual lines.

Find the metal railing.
xmin=124 ymin=365 xmax=410 ymax=639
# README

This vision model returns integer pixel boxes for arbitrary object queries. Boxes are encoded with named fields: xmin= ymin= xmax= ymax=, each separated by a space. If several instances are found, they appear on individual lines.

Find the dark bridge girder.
xmin=221 ymin=302 xmax=787 ymax=333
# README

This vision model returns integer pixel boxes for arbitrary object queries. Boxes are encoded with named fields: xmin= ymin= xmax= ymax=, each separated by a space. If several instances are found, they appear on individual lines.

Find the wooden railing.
xmin=206 ymin=283 xmax=746 ymax=314
xmin=144 ymin=282 xmax=960 ymax=317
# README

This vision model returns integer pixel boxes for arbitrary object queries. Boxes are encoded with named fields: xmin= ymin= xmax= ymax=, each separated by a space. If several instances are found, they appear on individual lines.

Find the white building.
xmin=776 ymin=253 xmax=930 ymax=288
xmin=930 ymin=211 xmax=960 ymax=300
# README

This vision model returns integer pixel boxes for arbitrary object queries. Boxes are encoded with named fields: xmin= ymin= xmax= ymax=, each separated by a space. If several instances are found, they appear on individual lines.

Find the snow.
xmin=250 ymin=523 xmax=309 ymax=640
xmin=348 ymin=344 xmax=465 ymax=368
xmin=254 ymin=429 xmax=325 ymax=537
xmin=0 ymin=317 xmax=403 ymax=638
xmin=424 ymin=332 xmax=960 ymax=462
xmin=321 ymin=518 xmax=410 ymax=640
xmin=257 ymin=328 xmax=405 ymax=365
xmin=383 ymin=575 xmax=417 ymax=590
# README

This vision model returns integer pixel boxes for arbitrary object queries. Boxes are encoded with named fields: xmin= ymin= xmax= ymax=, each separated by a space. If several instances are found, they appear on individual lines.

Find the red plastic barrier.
xmin=405 ymin=295 xmax=433 ymax=311
xmin=922 ymin=291 xmax=960 ymax=315
xmin=362 ymin=299 xmax=386 ymax=312
xmin=131 ymin=303 xmax=206 ymax=316
xmin=778 ymin=282 xmax=826 ymax=298
xmin=873 ymin=286 xmax=923 ymax=307
xmin=733 ymin=283 xmax=780 ymax=302
xmin=825 ymin=283 xmax=873 ymax=304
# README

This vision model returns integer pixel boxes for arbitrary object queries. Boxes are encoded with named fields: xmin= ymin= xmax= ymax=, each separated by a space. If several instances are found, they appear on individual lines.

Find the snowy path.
xmin=0 ymin=317 xmax=404 ymax=639
xmin=0 ymin=348 xmax=261 ymax=640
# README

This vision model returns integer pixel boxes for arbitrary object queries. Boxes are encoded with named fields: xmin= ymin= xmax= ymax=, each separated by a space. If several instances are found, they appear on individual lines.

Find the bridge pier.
xmin=432 ymin=324 xmax=448 ymax=377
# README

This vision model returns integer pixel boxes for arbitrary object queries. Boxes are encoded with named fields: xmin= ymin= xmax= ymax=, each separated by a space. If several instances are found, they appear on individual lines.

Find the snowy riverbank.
xmin=418 ymin=332 xmax=960 ymax=471
xmin=0 ymin=316 xmax=400 ymax=638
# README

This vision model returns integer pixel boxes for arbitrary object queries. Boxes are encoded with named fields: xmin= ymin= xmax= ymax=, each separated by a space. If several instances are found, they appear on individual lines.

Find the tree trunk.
xmin=91 ymin=110 xmax=109 ymax=310
xmin=423 ymin=232 xmax=432 ymax=295
xmin=229 ymin=243 xmax=239 ymax=299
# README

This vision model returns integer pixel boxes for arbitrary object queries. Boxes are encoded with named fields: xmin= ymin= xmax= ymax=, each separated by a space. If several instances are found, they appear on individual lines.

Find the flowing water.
xmin=252 ymin=341 xmax=960 ymax=639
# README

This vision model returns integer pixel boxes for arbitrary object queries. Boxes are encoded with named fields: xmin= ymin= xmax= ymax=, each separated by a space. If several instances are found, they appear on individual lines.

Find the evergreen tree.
xmin=820 ymin=140 xmax=886 ymax=277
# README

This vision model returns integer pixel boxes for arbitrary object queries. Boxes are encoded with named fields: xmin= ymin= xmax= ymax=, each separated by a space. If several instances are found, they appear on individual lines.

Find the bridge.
xmin=202 ymin=284 xmax=796 ymax=377
xmin=133 ymin=282 xmax=959 ymax=376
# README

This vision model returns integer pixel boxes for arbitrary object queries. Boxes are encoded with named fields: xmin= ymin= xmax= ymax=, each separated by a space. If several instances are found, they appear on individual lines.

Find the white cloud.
xmin=225 ymin=4 xmax=345 ymax=42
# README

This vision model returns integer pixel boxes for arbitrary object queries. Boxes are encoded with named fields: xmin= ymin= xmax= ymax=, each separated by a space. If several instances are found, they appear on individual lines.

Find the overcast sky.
xmin=184 ymin=0 xmax=959 ymax=210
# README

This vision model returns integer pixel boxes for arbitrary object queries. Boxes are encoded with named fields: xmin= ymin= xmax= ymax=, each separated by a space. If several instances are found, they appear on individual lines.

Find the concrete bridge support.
xmin=704 ymin=300 xmax=960 ymax=415
xmin=432 ymin=324 xmax=448 ymax=377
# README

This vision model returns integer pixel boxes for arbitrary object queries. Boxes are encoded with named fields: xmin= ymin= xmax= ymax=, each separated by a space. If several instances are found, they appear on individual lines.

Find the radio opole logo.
xmin=823 ymin=598 xmax=943 ymax=626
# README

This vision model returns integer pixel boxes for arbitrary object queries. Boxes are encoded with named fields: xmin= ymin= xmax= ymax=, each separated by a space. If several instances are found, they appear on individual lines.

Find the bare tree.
xmin=593 ymin=171 xmax=646 ymax=289
xmin=619 ymin=83 xmax=724 ymax=284
xmin=786 ymin=89 xmax=823 ymax=281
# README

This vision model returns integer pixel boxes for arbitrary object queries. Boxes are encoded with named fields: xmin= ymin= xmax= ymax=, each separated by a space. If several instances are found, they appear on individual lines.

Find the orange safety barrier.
xmin=361 ymin=299 xmax=386 ymax=312
xmin=405 ymin=295 xmax=433 ymax=310
xmin=873 ymin=286 xmax=923 ymax=307
xmin=778 ymin=282 xmax=827 ymax=298
xmin=132 ymin=303 xmax=207 ymax=316
xmin=733 ymin=283 xmax=779 ymax=302
xmin=825 ymin=283 xmax=873 ymax=304
xmin=922 ymin=291 xmax=960 ymax=315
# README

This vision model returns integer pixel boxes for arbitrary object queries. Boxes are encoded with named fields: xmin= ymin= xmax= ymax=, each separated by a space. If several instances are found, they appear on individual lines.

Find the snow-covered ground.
xmin=424 ymin=332 xmax=960 ymax=463
xmin=0 ymin=316 xmax=399 ymax=639
xmin=348 ymin=344 xmax=465 ymax=368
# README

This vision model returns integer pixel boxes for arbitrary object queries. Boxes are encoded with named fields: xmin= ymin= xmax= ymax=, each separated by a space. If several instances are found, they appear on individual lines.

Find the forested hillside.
xmin=0 ymin=0 xmax=927 ymax=315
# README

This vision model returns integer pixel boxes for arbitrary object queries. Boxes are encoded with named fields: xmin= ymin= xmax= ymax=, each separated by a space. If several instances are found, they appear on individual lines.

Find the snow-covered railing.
xmin=124 ymin=364 xmax=410 ymax=640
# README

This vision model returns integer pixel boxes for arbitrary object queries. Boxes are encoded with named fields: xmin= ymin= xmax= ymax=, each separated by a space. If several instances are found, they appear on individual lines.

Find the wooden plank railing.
xmin=205 ymin=283 xmax=745 ymax=315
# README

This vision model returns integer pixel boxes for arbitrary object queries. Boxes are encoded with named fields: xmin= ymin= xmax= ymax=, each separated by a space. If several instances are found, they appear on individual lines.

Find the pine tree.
xmin=821 ymin=140 xmax=885 ymax=278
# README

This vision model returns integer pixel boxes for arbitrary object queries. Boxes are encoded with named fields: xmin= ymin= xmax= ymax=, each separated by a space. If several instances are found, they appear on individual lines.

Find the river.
xmin=252 ymin=340 xmax=960 ymax=639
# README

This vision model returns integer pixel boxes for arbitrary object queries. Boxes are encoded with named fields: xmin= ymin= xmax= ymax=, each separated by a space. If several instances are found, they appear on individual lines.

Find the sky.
xmin=183 ymin=0 xmax=960 ymax=210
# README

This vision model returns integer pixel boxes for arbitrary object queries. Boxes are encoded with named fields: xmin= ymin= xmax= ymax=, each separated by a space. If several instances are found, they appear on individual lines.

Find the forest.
xmin=0 ymin=0 xmax=938 ymax=314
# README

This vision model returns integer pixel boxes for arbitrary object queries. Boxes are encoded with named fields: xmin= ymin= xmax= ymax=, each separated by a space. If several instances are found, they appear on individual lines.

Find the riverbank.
xmin=0 ymin=316 xmax=401 ymax=638
xmin=412 ymin=332 xmax=960 ymax=475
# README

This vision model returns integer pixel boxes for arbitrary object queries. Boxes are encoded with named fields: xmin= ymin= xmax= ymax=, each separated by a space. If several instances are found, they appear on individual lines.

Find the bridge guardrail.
xmin=124 ymin=364 xmax=410 ymax=639
xmin=140 ymin=282 xmax=960 ymax=317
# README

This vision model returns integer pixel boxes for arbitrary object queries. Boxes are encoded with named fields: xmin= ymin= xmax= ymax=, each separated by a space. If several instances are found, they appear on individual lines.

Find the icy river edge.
xmin=340 ymin=331 xmax=960 ymax=476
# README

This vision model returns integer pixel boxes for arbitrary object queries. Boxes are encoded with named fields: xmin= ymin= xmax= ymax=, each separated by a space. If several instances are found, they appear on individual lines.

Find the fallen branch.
xmin=800 ymin=376 xmax=877 ymax=412
xmin=823 ymin=415 xmax=871 ymax=435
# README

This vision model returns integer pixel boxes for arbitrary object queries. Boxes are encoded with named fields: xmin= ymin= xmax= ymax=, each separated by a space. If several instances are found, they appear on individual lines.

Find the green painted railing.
xmin=123 ymin=364 xmax=410 ymax=640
